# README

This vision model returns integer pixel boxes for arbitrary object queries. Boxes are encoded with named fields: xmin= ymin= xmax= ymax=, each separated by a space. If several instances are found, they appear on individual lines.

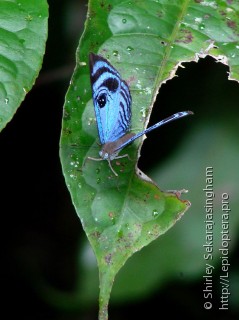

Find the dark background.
xmin=1 ymin=1 xmax=238 ymax=319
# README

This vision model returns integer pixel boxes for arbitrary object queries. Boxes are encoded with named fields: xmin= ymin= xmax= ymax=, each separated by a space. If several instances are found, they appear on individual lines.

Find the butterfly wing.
xmin=89 ymin=53 xmax=131 ymax=145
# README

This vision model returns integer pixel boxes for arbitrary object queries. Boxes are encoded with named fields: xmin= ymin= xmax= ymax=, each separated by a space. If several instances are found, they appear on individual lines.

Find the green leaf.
xmin=0 ymin=0 xmax=48 ymax=132
xmin=60 ymin=0 xmax=239 ymax=318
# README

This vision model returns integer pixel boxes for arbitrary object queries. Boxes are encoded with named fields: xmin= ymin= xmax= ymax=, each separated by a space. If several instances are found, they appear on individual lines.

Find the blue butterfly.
xmin=88 ymin=53 xmax=193 ymax=176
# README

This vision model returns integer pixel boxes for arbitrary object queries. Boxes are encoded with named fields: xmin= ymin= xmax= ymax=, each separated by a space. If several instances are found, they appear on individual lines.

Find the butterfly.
xmin=88 ymin=53 xmax=193 ymax=176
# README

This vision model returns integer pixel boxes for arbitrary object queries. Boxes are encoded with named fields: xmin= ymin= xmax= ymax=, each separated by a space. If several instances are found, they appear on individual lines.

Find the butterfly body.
xmin=89 ymin=53 xmax=193 ymax=176
xmin=99 ymin=132 xmax=136 ymax=160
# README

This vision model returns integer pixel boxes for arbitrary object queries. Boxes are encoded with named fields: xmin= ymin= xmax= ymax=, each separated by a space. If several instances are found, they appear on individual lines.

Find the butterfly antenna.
xmin=115 ymin=110 xmax=193 ymax=151
xmin=139 ymin=111 xmax=193 ymax=137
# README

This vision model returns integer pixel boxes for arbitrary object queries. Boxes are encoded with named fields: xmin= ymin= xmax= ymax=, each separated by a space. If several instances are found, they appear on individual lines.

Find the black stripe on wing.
xmin=118 ymin=81 xmax=131 ymax=131
xmin=89 ymin=52 xmax=132 ymax=140
xmin=90 ymin=53 xmax=119 ymax=85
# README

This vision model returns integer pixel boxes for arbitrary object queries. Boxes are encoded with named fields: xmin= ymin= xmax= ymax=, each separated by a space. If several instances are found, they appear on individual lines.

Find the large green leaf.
xmin=0 ymin=0 xmax=48 ymax=132
xmin=60 ymin=0 xmax=239 ymax=318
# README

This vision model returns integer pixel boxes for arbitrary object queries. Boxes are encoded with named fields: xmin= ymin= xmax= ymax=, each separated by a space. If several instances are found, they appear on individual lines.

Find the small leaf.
xmin=0 ymin=0 xmax=48 ymax=132
xmin=60 ymin=0 xmax=239 ymax=318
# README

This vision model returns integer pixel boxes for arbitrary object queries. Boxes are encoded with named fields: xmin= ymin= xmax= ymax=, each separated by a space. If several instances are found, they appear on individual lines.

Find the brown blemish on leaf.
xmin=227 ymin=20 xmax=236 ymax=29
xmin=156 ymin=10 xmax=163 ymax=18
xmin=127 ymin=75 xmax=137 ymax=86
xmin=142 ymin=192 xmax=151 ymax=203
xmin=108 ymin=211 xmax=115 ymax=220
xmin=194 ymin=0 xmax=202 ymax=3
xmin=105 ymin=253 xmax=112 ymax=265
xmin=90 ymin=231 xmax=101 ymax=240
xmin=99 ymin=0 xmax=112 ymax=11
xmin=219 ymin=10 xmax=227 ymax=17
xmin=154 ymin=194 xmax=160 ymax=200
xmin=175 ymin=29 xmax=193 ymax=44
xmin=99 ymin=0 xmax=105 ymax=8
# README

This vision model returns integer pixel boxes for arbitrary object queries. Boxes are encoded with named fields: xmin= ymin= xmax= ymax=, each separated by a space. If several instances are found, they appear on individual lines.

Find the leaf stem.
xmin=98 ymin=268 xmax=114 ymax=320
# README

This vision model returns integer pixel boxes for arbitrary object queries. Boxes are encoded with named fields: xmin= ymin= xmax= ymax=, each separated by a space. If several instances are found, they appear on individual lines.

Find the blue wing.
xmin=89 ymin=53 xmax=131 ymax=144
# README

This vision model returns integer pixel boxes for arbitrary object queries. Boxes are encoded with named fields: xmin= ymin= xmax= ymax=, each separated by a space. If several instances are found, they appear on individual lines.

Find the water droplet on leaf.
xmin=127 ymin=46 xmax=134 ymax=52
xmin=152 ymin=209 xmax=159 ymax=218
xmin=117 ymin=229 xmax=123 ymax=238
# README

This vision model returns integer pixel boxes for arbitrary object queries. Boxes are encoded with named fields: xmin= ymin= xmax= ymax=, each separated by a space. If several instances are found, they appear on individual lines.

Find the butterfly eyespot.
xmin=97 ymin=93 xmax=107 ymax=108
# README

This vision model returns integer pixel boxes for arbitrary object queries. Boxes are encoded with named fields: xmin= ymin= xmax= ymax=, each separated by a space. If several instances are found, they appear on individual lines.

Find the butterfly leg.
xmin=115 ymin=154 xmax=131 ymax=161
xmin=83 ymin=156 xmax=104 ymax=169
xmin=110 ymin=154 xmax=132 ymax=176
xmin=86 ymin=156 xmax=119 ymax=176
xmin=107 ymin=159 xmax=118 ymax=177
xmin=86 ymin=156 xmax=104 ymax=162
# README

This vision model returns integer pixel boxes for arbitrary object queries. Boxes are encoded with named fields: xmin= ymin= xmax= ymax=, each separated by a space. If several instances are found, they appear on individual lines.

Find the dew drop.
xmin=140 ymin=107 xmax=146 ymax=118
xmin=25 ymin=15 xmax=33 ymax=21
xmin=109 ymin=212 xmax=116 ymax=224
xmin=88 ymin=117 xmax=94 ymax=125
xmin=195 ymin=17 xmax=202 ymax=24
xmin=117 ymin=229 xmax=123 ymax=238
xmin=70 ymin=173 xmax=77 ymax=180
xmin=96 ymin=178 xmax=101 ymax=184
xmin=127 ymin=46 xmax=134 ymax=52
xmin=145 ymin=87 xmax=152 ymax=95
xmin=199 ymin=23 xmax=205 ymax=30
xmin=5 ymin=98 xmax=9 ymax=104
xmin=122 ymin=18 xmax=127 ymax=24
xmin=152 ymin=209 xmax=159 ymax=218
xmin=96 ymin=168 xmax=100 ymax=174
xmin=113 ymin=50 xmax=119 ymax=56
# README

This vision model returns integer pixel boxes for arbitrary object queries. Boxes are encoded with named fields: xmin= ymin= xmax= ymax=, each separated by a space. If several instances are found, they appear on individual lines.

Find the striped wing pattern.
xmin=89 ymin=53 xmax=131 ymax=145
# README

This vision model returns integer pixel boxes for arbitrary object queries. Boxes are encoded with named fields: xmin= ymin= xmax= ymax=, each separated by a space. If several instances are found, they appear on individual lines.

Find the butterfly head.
xmin=99 ymin=142 xmax=119 ymax=161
